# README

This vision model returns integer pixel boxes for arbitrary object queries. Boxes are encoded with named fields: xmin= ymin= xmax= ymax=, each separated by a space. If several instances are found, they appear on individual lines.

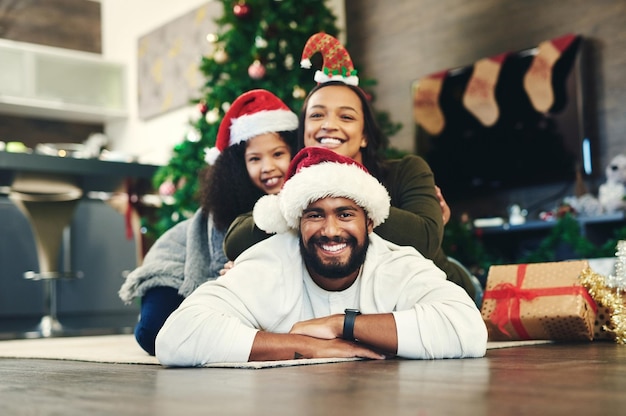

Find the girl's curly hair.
xmin=199 ymin=130 xmax=297 ymax=231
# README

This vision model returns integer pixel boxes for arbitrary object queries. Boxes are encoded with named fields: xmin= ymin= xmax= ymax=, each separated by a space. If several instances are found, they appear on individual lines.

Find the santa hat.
xmin=253 ymin=147 xmax=389 ymax=234
xmin=300 ymin=32 xmax=359 ymax=86
xmin=204 ymin=89 xmax=298 ymax=165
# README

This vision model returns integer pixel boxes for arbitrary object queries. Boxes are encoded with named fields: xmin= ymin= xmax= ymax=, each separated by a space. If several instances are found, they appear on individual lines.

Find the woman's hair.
xmin=200 ymin=130 xmax=297 ymax=231
xmin=297 ymin=81 xmax=388 ymax=180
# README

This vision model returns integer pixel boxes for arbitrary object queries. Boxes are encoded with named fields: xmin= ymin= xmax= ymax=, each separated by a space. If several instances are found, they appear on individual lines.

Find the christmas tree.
xmin=149 ymin=0 xmax=401 ymax=238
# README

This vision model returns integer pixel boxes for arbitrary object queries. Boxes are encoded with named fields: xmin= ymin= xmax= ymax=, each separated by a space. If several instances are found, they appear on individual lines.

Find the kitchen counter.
xmin=0 ymin=151 xmax=160 ymax=193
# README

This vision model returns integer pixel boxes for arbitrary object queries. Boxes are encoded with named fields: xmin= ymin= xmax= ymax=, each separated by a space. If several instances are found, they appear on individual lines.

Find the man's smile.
xmin=320 ymin=242 xmax=347 ymax=253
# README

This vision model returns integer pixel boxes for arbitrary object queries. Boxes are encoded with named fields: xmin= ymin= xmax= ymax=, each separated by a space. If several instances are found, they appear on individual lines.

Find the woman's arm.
xmin=374 ymin=155 xmax=444 ymax=259
xmin=223 ymin=212 xmax=271 ymax=260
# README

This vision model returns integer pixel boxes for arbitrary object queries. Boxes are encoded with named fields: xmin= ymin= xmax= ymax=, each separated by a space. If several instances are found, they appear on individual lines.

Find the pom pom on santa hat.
xmin=253 ymin=147 xmax=390 ymax=234
xmin=300 ymin=32 xmax=359 ymax=86
xmin=204 ymin=89 xmax=298 ymax=165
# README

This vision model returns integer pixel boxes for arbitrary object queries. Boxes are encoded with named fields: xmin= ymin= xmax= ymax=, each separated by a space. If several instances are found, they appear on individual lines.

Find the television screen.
xmin=413 ymin=35 xmax=592 ymax=208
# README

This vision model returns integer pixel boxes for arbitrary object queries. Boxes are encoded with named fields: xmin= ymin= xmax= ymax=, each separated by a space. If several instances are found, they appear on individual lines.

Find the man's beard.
xmin=300 ymin=234 xmax=369 ymax=279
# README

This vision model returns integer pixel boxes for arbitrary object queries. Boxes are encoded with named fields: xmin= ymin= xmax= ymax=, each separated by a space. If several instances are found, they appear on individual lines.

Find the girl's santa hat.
xmin=300 ymin=32 xmax=359 ymax=86
xmin=253 ymin=147 xmax=389 ymax=234
xmin=204 ymin=89 xmax=298 ymax=164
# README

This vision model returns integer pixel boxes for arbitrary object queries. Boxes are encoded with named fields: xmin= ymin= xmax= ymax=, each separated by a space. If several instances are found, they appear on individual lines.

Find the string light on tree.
xmin=185 ymin=128 xmax=201 ymax=143
xmin=255 ymin=36 xmax=268 ymax=49
xmin=284 ymin=54 xmax=294 ymax=70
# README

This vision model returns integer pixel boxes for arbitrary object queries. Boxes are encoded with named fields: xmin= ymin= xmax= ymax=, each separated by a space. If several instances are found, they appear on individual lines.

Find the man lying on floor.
xmin=156 ymin=147 xmax=487 ymax=367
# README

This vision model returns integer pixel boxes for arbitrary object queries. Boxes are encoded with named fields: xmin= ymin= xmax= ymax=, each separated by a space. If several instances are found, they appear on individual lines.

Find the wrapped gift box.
xmin=594 ymin=302 xmax=619 ymax=340
xmin=481 ymin=260 xmax=597 ymax=341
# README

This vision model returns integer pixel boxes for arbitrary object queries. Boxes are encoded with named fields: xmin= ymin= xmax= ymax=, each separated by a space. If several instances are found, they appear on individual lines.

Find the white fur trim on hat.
xmin=314 ymin=71 xmax=359 ymax=86
xmin=253 ymin=161 xmax=390 ymax=233
xmin=253 ymin=194 xmax=291 ymax=234
xmin=229 ymin=109 xmax=298 ymax=146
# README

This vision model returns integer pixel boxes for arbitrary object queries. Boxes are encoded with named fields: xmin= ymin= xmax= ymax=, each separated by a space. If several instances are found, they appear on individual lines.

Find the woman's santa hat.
xmin=204 ymin=89 xmax=298 ymax=165
xmin=300 ymin=32 xmax=359 ymax=86
xmin=253 ymin=147 xmax=389 ymax=234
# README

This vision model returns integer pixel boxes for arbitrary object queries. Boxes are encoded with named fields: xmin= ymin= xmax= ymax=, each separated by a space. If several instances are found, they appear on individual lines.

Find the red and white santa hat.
xmin=253 ymin=147 xmax=389 ymax=234
xmin=204 ymin=89 xmax=298 ymax=165
xmin=300 ymin=32 xmax=359 ymax=86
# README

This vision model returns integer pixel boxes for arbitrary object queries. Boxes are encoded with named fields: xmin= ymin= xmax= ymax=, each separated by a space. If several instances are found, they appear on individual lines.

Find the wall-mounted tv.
xmin=413 ymin=35 xmax=593 ymax=211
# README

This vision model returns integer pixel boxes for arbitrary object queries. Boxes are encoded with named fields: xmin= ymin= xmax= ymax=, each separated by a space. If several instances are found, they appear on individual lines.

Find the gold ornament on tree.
xmin=292 ymin=86 xmax=306 ymax=99
xmin=205 ymin=108 xmax=220 ymax=124
xmin=213 ymin=49 xmax=228 ymax=64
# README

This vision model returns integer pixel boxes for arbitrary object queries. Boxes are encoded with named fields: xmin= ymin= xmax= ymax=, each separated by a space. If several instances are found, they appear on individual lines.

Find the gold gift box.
xmin=481 ymin=260 xmax=597 ymax=341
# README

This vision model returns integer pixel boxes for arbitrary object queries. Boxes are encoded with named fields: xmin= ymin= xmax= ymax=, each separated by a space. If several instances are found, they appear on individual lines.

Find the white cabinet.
xmin=0 ymin=39 xmax=127 ymax=123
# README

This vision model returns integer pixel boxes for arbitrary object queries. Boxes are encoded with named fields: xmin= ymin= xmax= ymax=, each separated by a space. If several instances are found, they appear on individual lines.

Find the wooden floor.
xmin=1 ymin=342 xmax=625 ymax=415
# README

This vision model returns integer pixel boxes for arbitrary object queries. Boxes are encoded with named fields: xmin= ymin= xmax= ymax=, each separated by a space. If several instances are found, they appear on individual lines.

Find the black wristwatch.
xmin=342 ymin=309 xmax=361 ymax=341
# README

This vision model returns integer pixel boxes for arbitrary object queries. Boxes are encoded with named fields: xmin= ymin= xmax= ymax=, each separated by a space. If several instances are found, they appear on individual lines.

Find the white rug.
xmin=0 ymin=334 xmax=552 ymax=368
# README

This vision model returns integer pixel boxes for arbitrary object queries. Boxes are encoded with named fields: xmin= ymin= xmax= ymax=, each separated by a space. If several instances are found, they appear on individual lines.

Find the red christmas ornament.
xmin=198 ymin=102 xmax=208 ymax=114
xmin=159 ymin=180 xmax=176 ymax=197
xmin=248 ymin=60 xmax=266 ymax=80
xmin=233 ymin=2 xmax=251 ymax=18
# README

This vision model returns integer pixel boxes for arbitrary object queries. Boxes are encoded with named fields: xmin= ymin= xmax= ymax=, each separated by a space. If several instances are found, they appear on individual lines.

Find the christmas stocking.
xmin=413 ymin=70 xmax=446 ymax=135
xmin=523 ymin=33 xmax=577 ymax=113
xmin=462 ymin=53 xmax=508 ymax=127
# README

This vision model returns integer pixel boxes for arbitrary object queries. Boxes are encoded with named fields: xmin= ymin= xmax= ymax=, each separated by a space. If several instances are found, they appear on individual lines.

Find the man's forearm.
xmin=249 ymin=331 xmax=387 ymax=361
xmin=350 ymin=313 xmax=398 ymax=354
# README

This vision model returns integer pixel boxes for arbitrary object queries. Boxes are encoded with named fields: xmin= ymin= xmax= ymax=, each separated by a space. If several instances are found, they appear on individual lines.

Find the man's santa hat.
xmin=253 ymin=147 xmax=390 ymax=234
xmin=204 ymin=89 xmax=298 ymax=165
xmin=300 ymin=32 xmax=359 ymax=86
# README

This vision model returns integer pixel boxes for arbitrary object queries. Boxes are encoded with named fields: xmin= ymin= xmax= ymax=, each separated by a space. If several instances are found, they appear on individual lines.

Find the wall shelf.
xmin=0 ymin=39 xmax=127 ymax=123
xmin=477 ymin=212 xmax=625 ymax=235
xmin=475 ymin=213 xmax=626 ymax=263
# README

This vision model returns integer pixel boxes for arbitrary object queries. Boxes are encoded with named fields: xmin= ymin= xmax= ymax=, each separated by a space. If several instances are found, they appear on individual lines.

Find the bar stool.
xmin=9 ymin=172 xmax=83 ymax=337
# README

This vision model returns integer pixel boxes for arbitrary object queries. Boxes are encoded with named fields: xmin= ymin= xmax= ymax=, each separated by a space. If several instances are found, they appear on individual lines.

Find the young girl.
xmin=119 ymin=89 xmax=298 ymax=355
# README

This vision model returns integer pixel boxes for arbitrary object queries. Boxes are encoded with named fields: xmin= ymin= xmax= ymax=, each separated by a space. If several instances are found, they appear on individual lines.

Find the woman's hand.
xmin=289 ymin=315 xmax=343 ymax=340
xmin=435 ymin=185 xmax=451 ymax=225
xmin=219 ymin=261 xmax=234 ymax=276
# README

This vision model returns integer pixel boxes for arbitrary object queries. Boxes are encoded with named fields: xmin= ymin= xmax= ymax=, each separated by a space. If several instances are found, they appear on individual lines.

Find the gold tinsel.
xmin=579 ymin=267 xmax=626 ymax=344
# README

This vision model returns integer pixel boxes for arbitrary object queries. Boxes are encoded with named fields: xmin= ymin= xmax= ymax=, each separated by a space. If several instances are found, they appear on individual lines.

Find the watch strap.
xmin=342 ymin=309 xmax=361 ymax=341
